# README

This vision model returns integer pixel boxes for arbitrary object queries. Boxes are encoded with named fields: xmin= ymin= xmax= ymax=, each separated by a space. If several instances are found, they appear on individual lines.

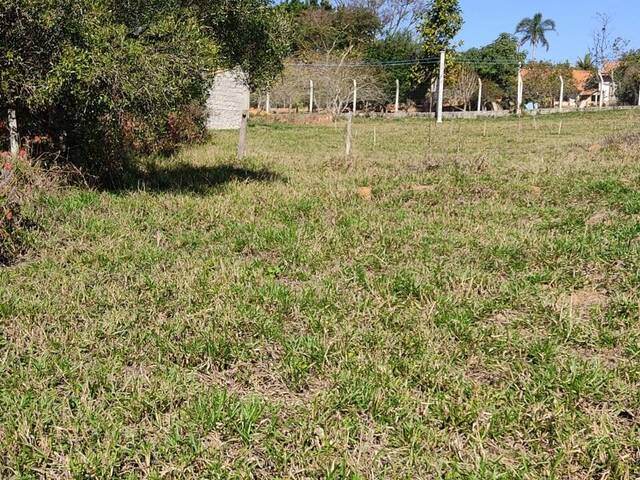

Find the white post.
xmin=395 ymin=79 xmax=400 ymax=114
xmin=558 ymin=75 xmax=564 ymax=112
xmin=598 ymin=71 xmax=605 ymax=108
xmin=517 ymin=64 xmax=523 ymax=116
xmin=345 ymin=112 xmax=353 ymax=157
xmin=477 ymin=78 xmax=483 ymax=113
xmin=265 ymin=92 xmax=271 ymax=114
xmin=352 ymin=79 xmax=357 ymax=114
xmin=437 ymin=50 xmax=445 ymax=124
xmin=309 ymin=80 xmax=314 ymax=113
xmin=8 ymin=109 xmax=19 ymax=158
xmin=637 ymin=85 xmax=640 ymax=107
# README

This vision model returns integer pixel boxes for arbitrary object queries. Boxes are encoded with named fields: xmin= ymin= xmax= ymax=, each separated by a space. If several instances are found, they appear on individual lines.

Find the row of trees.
xmin=265 ymin=2 xmax=640 ymax=116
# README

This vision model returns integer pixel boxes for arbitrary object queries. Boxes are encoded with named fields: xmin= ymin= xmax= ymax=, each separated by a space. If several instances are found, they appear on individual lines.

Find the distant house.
xmin=206 ymin=70 xmax=250 ymax=130
xmin=571 ymin=63 xmax=619 ymax=108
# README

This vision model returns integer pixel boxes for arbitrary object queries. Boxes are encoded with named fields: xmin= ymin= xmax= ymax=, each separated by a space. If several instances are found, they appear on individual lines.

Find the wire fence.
xmin=253 ymin=52 xmax=638 ymax=119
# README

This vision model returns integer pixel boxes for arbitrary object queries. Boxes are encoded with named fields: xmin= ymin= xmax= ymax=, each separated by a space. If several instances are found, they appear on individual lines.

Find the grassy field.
xmin=2 ymin=110 xmax=640 ymax=478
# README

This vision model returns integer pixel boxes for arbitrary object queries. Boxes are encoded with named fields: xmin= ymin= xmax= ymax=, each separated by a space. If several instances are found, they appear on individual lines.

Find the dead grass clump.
xmin=0 ymin=159 xmax=76 ymax=265
xmin=602 ymin=131 xmax=640 ymax=153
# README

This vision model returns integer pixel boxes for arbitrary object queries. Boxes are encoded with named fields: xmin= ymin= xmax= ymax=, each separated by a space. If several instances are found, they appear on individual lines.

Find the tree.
xmin=415 ymin=0 xmax=463 ymax=85
xmin=275 ymin=50 xmax=385 ymax=118
xmin=615 ymin=50 xmax=640 ymax=105
xmin=339 ymin=0 xmax=431 ymax=36
xmin=290 ymin=4 xmax=380 ymax=54
xmin=461 ymin=33 xmax=525 ymax=106
xmin=515 ymin=13 xmax=556 ymax=61
xmin=365 ymin=31 xmax=424 ymax=104
xmin=522 ymin=63 xmax=578 ymax=108
xmin=445 ymin=65 xmax=478 ymax=111
xmin=589 ymin=12 xmax=628 ymax=70
xmin=576 ymin=53 xmax=596 ymax=71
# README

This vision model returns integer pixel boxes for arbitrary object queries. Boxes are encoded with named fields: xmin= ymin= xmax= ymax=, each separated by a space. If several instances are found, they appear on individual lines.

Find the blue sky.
xmin=457 ymin=0 xmax=639 ymax=62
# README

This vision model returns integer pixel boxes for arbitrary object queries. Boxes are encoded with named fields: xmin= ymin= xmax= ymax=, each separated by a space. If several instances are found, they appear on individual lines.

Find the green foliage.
xmin=366 ymin=31 xmax=425 ymax=103
xmin=515 ymin=12 xmax=556 ymax=61
xmin=291 ymin=5 xmax=381 ymax=53
xmin=195 ymin=0 xmax=292 ymax=90
xmin=461 ymin=33 xmax=525 ymax=104
xmin=615 ymin=50 xmax=640 ymax=105
xmin=415 ymin=0 xmax=463 ymax=84
xmin=576 ymin=53 xmax=596 ymax=72
xmin=0 ymin=0 xmax=291 ymax=180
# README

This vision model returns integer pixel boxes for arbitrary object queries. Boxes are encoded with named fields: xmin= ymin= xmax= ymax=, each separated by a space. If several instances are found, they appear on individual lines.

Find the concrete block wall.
xmin=206 ymin=70 xmax=250 ymax=130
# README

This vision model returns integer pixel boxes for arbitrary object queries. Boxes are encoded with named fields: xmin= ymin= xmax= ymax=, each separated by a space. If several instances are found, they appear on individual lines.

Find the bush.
xmin=0 ymin=0 xmax=291 ymax=182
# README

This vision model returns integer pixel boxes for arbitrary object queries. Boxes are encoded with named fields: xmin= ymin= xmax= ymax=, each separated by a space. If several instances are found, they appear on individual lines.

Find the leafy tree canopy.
xmin=415 ymin=0 xmax=463 ymax=84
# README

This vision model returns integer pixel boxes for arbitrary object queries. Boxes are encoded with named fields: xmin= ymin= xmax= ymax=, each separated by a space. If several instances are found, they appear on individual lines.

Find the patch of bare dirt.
xmin=586 ymin=209 xmax=613 ymax=226
xmin=409 ymin=184 xmax=436 ymax=193
xmin=357 ymin=186 xmax=373 ymax=200
xmin=557 ymin=289 xmax=609 ymax=318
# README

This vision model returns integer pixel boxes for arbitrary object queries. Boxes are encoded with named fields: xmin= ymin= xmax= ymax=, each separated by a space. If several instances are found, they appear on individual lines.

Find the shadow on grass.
xmin=117 ymin=163 xmax=286 ymax=194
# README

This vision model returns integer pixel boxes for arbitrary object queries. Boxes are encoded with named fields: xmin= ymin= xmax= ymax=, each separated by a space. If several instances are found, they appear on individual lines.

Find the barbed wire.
xmin=285 ymin=58 xmax=523 ymax=68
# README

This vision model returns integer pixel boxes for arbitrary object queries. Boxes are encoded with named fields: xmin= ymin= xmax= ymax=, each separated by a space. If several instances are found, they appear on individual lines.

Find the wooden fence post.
xmin=237 ymin=111 xmax=248 ymax=160
xmin=8 ymin=109 xmax=19 ymax=158
xmin=345 ymin=112 xmax=353 ymax=158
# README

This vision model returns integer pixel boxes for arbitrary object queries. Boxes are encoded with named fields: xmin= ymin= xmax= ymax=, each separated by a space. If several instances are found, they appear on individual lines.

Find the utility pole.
xmin=8 ymin=109 xmax=19 ymax=158
xmin=437 ymin=50 xmax=445 ymax=124
xmin=353 ymin=79 xmax=357 ymax=114
xmin=477 ymin=78 xmax=483 ymax=113
xmin=395 ymin=79 xmax=400 ymax=115
xmin=309 ymin=80 xmax=314 ymax=113
xmin=558 ymin=75 xmax=564 ymax=112
xmin=517 ymin=64 xmax=523 ymax=116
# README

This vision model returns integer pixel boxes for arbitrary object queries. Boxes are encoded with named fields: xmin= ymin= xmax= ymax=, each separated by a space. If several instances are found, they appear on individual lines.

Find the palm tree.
xmin=515 ymin=13 xmax=556 ymax=61
xmin=576 ymin=53 xmax=596 ymax=71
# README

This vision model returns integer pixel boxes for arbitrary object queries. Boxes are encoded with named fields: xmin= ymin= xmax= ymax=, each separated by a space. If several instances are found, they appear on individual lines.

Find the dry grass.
xmin=1 ymin=110 xmax=640 ymax=478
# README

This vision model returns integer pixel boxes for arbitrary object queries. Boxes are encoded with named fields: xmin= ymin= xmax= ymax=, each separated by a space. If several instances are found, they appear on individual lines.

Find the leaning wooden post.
xmin=477 ymin=78 xmax=483 ymax=113
xmin=352 ymin=79 xmax=357 ymax=114
xmin=395 ymin=79 xmax=400 ymax=114
xmin=436 ymin=50 xmax=445 ymax=124
xmin=8 ymin=109 xmax=19 ymax=158
xmin=517 ymin=64 xmax=523 ymax=116
xmin=345 ymin=112 xmax=353 ymax=158
xmin=309 ymin=80 xmax=314 ymax=113
xmin=237 ymin=110 xmax=248 ymax=160
xmin=558 ymin=75 xmax=564 ymax=112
